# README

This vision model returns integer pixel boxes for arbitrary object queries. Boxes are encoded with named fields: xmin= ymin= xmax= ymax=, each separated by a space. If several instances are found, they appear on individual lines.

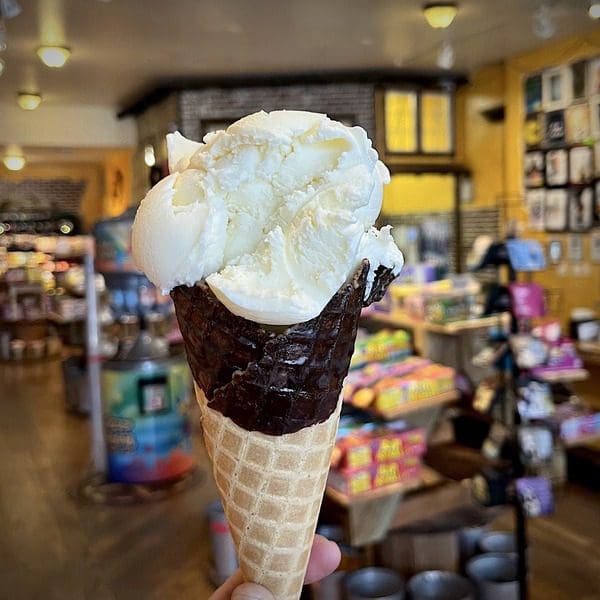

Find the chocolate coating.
xmin=172 ymin=261 xmax=394 ymax=435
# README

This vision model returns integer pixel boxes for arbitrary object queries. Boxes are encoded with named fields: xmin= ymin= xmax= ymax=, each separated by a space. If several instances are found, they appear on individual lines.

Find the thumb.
xmin=231 ymin=582 xmax=275 ymax=600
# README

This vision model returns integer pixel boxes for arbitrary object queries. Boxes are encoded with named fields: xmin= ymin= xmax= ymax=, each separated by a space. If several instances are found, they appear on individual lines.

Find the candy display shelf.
xmin=367 ymin=389 xmax=460 ymax=421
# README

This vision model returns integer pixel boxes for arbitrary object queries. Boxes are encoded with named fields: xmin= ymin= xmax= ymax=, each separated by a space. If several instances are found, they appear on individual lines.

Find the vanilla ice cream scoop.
xmin=132 ymin=110 xmax=403 ymax=325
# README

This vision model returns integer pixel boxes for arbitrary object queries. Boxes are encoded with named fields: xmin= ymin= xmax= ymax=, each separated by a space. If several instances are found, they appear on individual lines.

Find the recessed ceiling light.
xmin=17 ymin=92 xmax=42 ymax=110
xmin=437 ymin=41 xmax=455 ymax=69
xmin=144 ymin=144 xmax=156 ymax=167
xmin=37 ymin=45 xmax=71 ymax=68
xmin=590 ymin=0 xmax=600 ymax=19
xmin=423 ymin=2 xmax=458 ymax=29
xmin=532 ymin=3 xmax=555 ymax=39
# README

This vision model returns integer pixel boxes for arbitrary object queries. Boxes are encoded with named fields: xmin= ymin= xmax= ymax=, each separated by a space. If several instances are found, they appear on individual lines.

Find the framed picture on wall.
xmin=548 ymin=239 xmax=563 ymax=264
xmin=569 ymin=146 xmax=593 ymax=184
xmin=525 ymin=113 xmax=544 ymax=148
xmin=545 ymin=149 xmax=568 ymax=186
xmin=524 ymin=151 xmax=545 ymax=187
xmin=568 ymin=187 xmax=594 ymax=232
xmin=542 ymin=66 xmax=572 ymax=111
xmin=571 ymin=60 xmax=588 ymax=100
xmin=526 ymin=189 xmax=545 ymax=231
xmin=565 ymin=103 xmax=591 ymax=144
xmin=591 ymin=231 xmax=600 ymax=264
xmin=588 ymin=58 xmax=600 ymax=96
xmin=544 ymin=188 xmax=569 ymax=232
xmin=590 ymin=95 xmax=600 ymax=137
xmin=568 ymin=234 xmax=584 ymax=262
xmin=544 ymin=110 xmax=566 ymax=145
xmin=525 ymin=74 xmax=543 ymax=114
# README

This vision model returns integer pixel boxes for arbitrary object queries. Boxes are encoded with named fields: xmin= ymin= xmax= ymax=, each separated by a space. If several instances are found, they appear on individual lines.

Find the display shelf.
xmin=47 ymin=313 xmax=86 ymax=325
xmin=562 ymin=432 xmax=600 ymax=448
xmin=325 ymin=466 xmax=442 ymax=507
xmin=576 ymin=342 xmax=600 ymax=367
xmin=533 ymin=369 xmax=589 ymax=383
xmin=366 ymin=389 xmax=460 ymax=421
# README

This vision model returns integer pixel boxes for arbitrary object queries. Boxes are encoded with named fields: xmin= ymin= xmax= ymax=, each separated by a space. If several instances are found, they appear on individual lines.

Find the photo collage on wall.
xmin=524 ymin=57 xmax=600 ymax=234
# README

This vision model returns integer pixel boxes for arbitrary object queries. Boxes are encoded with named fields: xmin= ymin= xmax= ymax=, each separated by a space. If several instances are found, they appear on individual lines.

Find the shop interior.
xmin=1 ymin=1 xmax=600 ymax=599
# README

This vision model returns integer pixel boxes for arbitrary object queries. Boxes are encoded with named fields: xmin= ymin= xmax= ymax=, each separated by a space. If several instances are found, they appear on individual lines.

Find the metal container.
xmin=207 ymin=500 xmax=238 ymax=586
xmin=312 ymin=570 xmax=347 ymax=600
xmin=459 ymin=527 xmax=487 ymax=568
xmin=344 ymin=567 xmax=405 ymax=600
xmin=102 ymin=329 xmax=194 ymax=483
xmin=478 ymin=532 xmax=516 ymax=554
xmin=407 ymin=570 xmax=474 ymax=600
xmin=466 ymin=553 xmax=518 ymax=600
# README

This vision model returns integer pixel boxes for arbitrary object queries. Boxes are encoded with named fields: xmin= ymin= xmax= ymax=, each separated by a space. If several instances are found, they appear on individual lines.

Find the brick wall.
xmin=0 ymin=179 xmax=87 ymax=214
xmin=178 ymin=83 xmax=376 ymax=142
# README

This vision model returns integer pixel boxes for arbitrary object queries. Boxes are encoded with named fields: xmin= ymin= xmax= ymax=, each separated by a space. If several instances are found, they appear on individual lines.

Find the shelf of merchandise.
xmin=563 ymin=432 xmax=600 ymax=448
xmin=325 ymin=466 xmax=442 ymax=508
xmin=366 ymin=389 xmax=460 ymax=421
xmin=533 ymin=369 xmax=589 ymax=383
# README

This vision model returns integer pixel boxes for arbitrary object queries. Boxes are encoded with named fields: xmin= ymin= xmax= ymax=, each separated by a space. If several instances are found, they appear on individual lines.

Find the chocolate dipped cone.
xmin=172 ymin=261 xmax=390 ymax=600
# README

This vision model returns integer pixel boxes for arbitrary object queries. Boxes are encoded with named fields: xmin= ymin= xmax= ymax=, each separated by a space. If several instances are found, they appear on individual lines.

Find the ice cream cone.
xmin=172 ymin=261 xmax=392 ymax=599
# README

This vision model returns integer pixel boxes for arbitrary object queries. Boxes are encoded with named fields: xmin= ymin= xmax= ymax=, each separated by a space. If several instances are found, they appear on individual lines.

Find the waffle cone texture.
xmin=171 ymin=261 xmax=394 ymax=599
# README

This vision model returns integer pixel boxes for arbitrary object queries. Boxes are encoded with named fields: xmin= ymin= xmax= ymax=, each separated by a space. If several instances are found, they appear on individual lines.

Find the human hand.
xmin=209 ymin=534 xmax=341 ymax=600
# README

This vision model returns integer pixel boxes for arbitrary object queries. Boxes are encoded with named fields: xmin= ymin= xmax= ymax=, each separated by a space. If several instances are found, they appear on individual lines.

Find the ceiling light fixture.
xmin=532 ymin=3 xmax=555 ymax=39
xmin=423 ymin=2 xmax=458 ymax=29
xmin=589 ymin=0 xmax=600 ymax=18
xmin=0 ymin=0 xmax=22 ymax=20
xmin=437 ymin=41 xmax=456 ymax=69
xmin=3 ymin=148 xmax=25 ymax=170
xmin=37 ymin=45 xmax=71 ymax=68
xmin=17 ymin=92 xmax=42 ymax=110
xmin=144 ymin=144 xmax=156 ymax=167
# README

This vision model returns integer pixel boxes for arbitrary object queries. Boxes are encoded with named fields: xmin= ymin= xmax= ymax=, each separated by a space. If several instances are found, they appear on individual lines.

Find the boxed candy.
xmin=350 ymin=329 xmax=412 ymax=370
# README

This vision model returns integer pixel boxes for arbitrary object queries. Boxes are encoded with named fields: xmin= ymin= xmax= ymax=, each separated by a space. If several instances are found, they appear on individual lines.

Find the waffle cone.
xmin=197 ymin=386 xmax=340 ymax=600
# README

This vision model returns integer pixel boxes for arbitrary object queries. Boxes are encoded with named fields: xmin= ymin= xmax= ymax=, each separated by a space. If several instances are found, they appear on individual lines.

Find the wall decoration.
xmin=545 ymin=149 xmax=568 ymax=186
xmin=568 ymin=187 xmax=594 ymax=232
xmin=569 ymin=146 xmax=593 ymax=184
xmin=524 ymin=151 xmax=545 ymax=187
xmin=571 ymin=60 xmax=588 ymax=100
xmin=588 ymin=58 xmax=600 ymax=96
xmin=542 ymin=66 xmax=572 ymax=110
xmin=548 ymin=239 xmax=563 ymax=264
xmin=591 ymin=231 xmax=600 ymax=263
xmin=565 ymin=103 xmax=591 ymax=143
xmin=590 ymin=95 xmax=600 ymax=136
xmin=568 ymin=234 xmax=584 ymax=261
xmin=544 ymin=189 xmax=568 ymax=232
xmin=384 ymin=90 xmax=418 ymax=154
xmin=525 ymin=74 xmax=543 ymax=114
xmin=420 ymin=91 xmax=453 ymax=154
xmin=544 ymin=110 xmax=566 ymax=145
xmin=526 ymin=189 xmax=545 ymax=231
xmin=525 ymin=113 xmax=544 ymax=147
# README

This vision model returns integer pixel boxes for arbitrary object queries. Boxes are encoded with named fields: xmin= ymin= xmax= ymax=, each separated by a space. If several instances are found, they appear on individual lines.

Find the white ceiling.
xmin=0 ymin=0 xmax=597 ymax=111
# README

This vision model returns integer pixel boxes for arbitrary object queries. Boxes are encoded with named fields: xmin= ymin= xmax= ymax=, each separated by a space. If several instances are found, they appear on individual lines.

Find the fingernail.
xmin=231 ymin=582 xmax=275 ymax=600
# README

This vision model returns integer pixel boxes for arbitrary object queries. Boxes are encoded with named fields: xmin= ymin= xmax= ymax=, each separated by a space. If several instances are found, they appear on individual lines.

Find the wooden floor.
xmin=0 ymin=360 xmax=599 ymax=600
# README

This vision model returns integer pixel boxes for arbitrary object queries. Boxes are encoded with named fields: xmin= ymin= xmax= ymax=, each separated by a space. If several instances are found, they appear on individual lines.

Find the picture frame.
xmin=571 ymin=60 xmax=588 ymax=100
xmin=524 ymin=151 xmax=545 ymax=188
xmin=565 ymin=103 xmax=591 ymax=144
xmin=548 ymin=239 xmax=563 ymax=264
xmin=568 ymin=234 xmax=584 ymax=262
xmin=590 ymin=95 xmax=600 ymax=137
xmin=525 ymin=113 xmax=544 ymax=148
xmin=587 ymin=58 xmax=600 ymax=96
xmin=526 ymin=189 xmax=545 ymax=231
xmin=525 ymin=74 xmax=543 ymax=114
xmin=569 ymin=146 xmax=593 ymax=184
xmin=545 ymin=149 xmax=568 ymax=186
xmin=384 ymin=89 xmax=419 ymax=154
xmin=542 ymin=66 xmax=572 ymax=111
xmin=544 ymin=188 xmax=569 ymax=232
xmin=544 ymin=110 xmax=566 ymax=145
xmin=591 ymin=231 xmax=600 ymax=264
xmin=568 ymin=187 xmax=594 ymax=232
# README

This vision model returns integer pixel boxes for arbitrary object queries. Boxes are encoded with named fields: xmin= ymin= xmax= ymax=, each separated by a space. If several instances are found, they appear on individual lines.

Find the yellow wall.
xmin=504 ymin=29 xmax=600 ymax=325
xmin=383 ymin=173 xmax=455 ymax=214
